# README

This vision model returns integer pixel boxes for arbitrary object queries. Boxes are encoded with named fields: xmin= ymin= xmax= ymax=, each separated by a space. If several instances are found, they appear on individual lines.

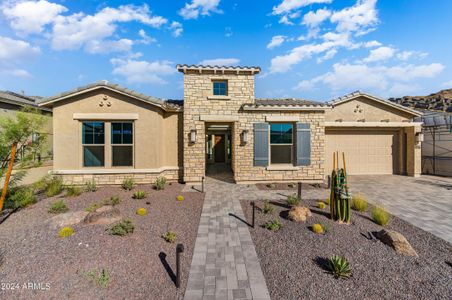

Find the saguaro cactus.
xmin=330 ymin=152 xmax=351 ymax=223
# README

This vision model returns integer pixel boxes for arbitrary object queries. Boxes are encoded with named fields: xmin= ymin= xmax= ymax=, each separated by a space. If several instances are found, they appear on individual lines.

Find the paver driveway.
xmin=348 ymin=175 xmax=452 ymax=243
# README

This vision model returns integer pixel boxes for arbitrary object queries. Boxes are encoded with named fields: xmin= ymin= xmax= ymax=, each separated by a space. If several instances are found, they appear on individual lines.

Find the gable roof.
xmin=0 ymin=90 xmax=51 ymax=112
xmin=328 ymin=91 xmax=422 ymax=117
xmin=38 ymin=81 xmax=183 ymax=112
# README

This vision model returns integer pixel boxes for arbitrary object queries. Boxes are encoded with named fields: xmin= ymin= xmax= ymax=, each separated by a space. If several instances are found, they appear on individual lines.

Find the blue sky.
xmin=0 ymin=0 xmax=451 ymax=101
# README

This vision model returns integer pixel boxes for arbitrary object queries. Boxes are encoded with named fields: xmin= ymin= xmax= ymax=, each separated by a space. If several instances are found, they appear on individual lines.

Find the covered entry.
xmin=325 ymin=129 xmax=403 ymax=175
xmin=205 ymin=123 xmax=232 ymax=164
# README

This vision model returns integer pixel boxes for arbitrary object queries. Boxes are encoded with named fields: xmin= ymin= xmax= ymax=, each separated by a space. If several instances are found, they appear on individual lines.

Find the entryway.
xmin=205 ymin=123 xmax=234 ymax=182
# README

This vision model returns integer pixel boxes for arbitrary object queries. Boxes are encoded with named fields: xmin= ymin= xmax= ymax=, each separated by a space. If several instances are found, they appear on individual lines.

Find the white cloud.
xmin=0 ymin=36 xmax=40 ymax=60
xmin=0 ymin=68 xmax=33 ymax=78
xmin=363 ymin=46 xmax=396 ymax=62
xmin=51 ymin=4 xmax=167 ymax=51
xmin=364 ymin=40 xmax=382 ymax=48
xmin=267 ymin=35 xmax=287 ymax=49
xmin=302 ymin=8 xmax=331 ymax=27
xmin=396 ymin=50 xmax=428 ymax=61
xmin=317 ymin=48 xmax=337 ymax=63
xmin=224 ymin=27 xmax=233 ymax=37
xmin=111 ymin=58 xmax=175 ymax=84
xmin=138 ymin=29 xmax=157 ymax=44
xmin=293 ymin=80 xmax=315 ymax=91
xmin=85 ymin=39 xmax=134 ymax=54
xmin=169 ymin=21 xmax=183 ymax=37
xmin=199 ymin=58 xmax=240 ymax=66
xmin=272 ymin=0 xmax=332 ymax=15
xmin=330 ymin=0 xmax=378 ymax=35
xmin=1 ymin=0 xmax=67 ymax=35
xmin=278 ymin=15 xmax=294 ymax=25
xmin=179 ymin=0 xmax=222 ymax=20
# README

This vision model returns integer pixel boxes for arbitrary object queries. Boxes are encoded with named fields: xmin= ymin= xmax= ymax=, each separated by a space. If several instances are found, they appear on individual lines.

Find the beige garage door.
xmin=325 ymin=129 xmax=399 ymax=175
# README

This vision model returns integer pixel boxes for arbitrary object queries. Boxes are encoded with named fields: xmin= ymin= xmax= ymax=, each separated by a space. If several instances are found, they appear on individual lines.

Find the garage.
xmin=325 ymin=129 xmax=401 ymax=175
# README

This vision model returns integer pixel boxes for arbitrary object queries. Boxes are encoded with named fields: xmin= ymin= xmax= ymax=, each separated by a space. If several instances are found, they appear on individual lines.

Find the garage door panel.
xmin=325 ymin=130 xmax=398 ymax=175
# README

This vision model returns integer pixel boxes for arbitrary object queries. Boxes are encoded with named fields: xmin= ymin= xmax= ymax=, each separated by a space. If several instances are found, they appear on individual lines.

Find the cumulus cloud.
xmin=198 ymin=58 xmax=240 ymax=66
xmin=85 ymin=39 xmax=134 ymax=54
xmin=330 ymin=0 xmax=379 ymax=35
xmin=363 ymin=46 xmax=396 ymax=62
xmin=138 ymin=29 xmax=157 ymax=45
xmin=1 ymin=0 xmax=67 ymax=35
xmin=0 ymin=36 xmax=40 ymax=78
xmin=267 ymin=35 xmax=287 ymax=49
xmin=363 ymin=40 xmax=382 ymax=48
xmin=272 ymin=0 xmax=332 ymax=15
xmin=111 ymin=58 xmax=175 ymax=84
xmin=396 ymin=50 xmax=428 ymax=61
xmin=317 ymin=48 xmax=337 ymax=63
xmin=169 ymin=21 xmax=183 ymax=37
xmin=302 ymin=8 xmax=331 ymax=27
xmin=179 ymin=0 xmax=222 ymax=20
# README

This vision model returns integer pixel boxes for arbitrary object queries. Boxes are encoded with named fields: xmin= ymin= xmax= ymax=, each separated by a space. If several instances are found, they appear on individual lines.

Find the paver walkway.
xmin=184 ymin=174 xmax=271 ymax=300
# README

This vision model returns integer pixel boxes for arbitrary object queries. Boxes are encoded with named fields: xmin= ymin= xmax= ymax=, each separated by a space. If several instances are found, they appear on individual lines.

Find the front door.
xmin=214 ymin=135 xmax=226 ymax=162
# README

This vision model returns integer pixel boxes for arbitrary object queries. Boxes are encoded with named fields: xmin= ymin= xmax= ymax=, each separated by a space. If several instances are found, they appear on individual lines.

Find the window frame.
xmin=212 ymin=80 xmax=228 ymax=96
xmin=111 ymin=121 xmax=134 ymax=168
xmin=269 ymin=122 xmax=294 ymax=165
xmin=82 ymin=121 xmax=105 ymax=167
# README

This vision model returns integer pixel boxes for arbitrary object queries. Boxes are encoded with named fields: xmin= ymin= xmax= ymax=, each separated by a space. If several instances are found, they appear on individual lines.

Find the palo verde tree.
xmin=0 ymin=106 xmax=47 ymax=211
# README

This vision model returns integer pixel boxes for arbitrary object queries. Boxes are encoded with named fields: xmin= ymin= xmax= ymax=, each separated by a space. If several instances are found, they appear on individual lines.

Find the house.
xmin=38 ymin=65 xmax=423 ymax=185
xmin=1 ymin=90 xmax=53 ymax=160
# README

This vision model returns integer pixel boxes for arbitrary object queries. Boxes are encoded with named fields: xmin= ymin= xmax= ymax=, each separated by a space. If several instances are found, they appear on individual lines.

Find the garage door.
xmin=325 ymin=129 xmax=399 ymax=175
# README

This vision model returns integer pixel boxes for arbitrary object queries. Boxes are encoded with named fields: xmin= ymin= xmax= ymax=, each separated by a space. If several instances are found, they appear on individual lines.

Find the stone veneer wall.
xmin=182 ymin=70 xmax=325 ymax=184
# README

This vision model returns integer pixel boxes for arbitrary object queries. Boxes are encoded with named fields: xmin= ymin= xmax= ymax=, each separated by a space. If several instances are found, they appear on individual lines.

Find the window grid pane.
xmin=270 ymin=123 xmax=293 ymax=164
xmin=112 ymin=146 xmax=133 ymax=167
xmin=83 ymin=146 xmax=105 ymax=167
xmin=213 ymin=81 xmax=227 ymax=96
xmin=82 ymin=122 xmax=104 ymax=145
xmin=111 ymin=122 xmax=133 ymax=145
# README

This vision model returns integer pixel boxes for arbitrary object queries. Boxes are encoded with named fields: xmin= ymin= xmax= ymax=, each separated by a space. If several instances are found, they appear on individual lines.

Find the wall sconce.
xmin=190 ymin=129 xmax=197 ymax=143
xmin=415 ymin=132 xmax=424 ymax=144
xmin=241 ymin=130 xmax=249 ymax=144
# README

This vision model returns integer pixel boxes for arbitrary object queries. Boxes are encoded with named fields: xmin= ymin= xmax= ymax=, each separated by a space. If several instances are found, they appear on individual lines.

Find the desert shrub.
xmin=107 ymin=219 xmax=134 ymax=236
xmin=372 ymin=206 xmax=391 ymax=226
xmin=46 ymin=177 xmax=63 ymax=197
xmin=85 ymin=180 xmax=97 ymax=192
xmin=136 ymin=208 xmax=147 ymax=216
xmin=103 ymin=196 xmax=121 ymax=206
xmin=262 ymin=200 xmax=274 ymax=214
xmin=85 ymin=269 xmax=110 ymax=288
xmin=31 ymin=175 xmax=51 ymax=194
xmin=266 ymin=183 xmax=276 ymax=189
xmin=286 ymin=194 xmax=300 ymax=206
xmin=5 ymin=187 xmax=36 ymax=209
xmin=311 ymin=223 xmax=324 ymax=234
xmin=176 ymin=195 xmax=184 ymax=201
xmin=327 ymin=255 xmax=352 ymax=279
xmin=162 ymin=231 xmax=176 ymax=243
xmin=132 ymin=190 xmax=146 ymax=199
xmin=264 ymin=219 xmax=282 ymax=231
xmin=58 ymin=227 xmax=75 ymax=238
xmin=48 ymin=200 xmax=69 ymax=214
xmin=85 ymin=202 xmax=101 ymax=213
xmin=121 ymin=178 xmax=135 ymax=190
xmin=65 ymin=186 xmax=82 ymax=197
xmin=352 ymin=194 xmax=368 ymax=212
xmin=154 ymin=176 xmax=167 ymax=190
xmin=287 ymin=183 xmax=295 ymax=188
xmin=318 ymin=202 xmax=326 ymax=209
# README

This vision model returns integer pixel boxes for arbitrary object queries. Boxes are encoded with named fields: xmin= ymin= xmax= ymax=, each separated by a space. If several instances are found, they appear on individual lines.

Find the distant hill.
xmin=389 ymin=89 xmax=452 ymax=113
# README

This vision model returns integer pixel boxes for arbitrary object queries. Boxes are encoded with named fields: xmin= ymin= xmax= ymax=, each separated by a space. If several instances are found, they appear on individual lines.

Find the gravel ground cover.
xmin=256 ymin=182 xmax=327 ymax=191
xmin=0 ymin=183 xmax=204 ymax=300
xmin=241 ymin=198 xmax=452 ymax=300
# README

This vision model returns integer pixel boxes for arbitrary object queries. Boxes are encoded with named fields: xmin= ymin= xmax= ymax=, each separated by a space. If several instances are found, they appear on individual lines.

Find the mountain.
xmin=388 ymin=89 xmax=452 ymax=113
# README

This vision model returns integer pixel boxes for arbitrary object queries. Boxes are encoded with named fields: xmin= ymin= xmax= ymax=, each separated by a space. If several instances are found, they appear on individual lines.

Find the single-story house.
xmin=38 ymin=65 xmax=423 ymax=185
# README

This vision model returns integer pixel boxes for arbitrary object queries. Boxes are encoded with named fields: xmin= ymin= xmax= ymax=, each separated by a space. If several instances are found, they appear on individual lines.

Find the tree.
xmin=0 ymin=106 xmax=46 ymax=211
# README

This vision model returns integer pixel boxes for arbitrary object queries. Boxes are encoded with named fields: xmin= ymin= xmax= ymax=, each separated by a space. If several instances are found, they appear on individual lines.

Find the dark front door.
xmin=214 ymin=135 xmax=226 ymax=162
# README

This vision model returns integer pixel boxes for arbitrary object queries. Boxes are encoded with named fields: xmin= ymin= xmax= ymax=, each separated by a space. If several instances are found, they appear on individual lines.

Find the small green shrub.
xmin=286 ymin=194 xmax=300 ymax=206
xmin=352 ymin=194 xmax=368 ymax=212
xmin=162 ymin=231 xmax=176 ymax=243
xmin=318 ymin=202 xmax=326 ymax=209
xmin=103 ymin=196 xmax=121 ymax=206
xmin=262 ymin=200 xmax=274 ymax=214
xmin=107 ymin=219 xmax=134 ymax=236
xmin=65 ymin=186 xmax=82 ymax=197
xmin=264 ymin=219 xmax=282 ymax=231
xmin=85 ymin=202 xmax=101 ymax=213
xmin=46 ymin=177 xmax=63 ymax=197
xmin=287 ymin=183 xmax=295 ymax=188
xmin=6 ymin=187 xmax=36 ymax=209
xmin=266 ymin=183 xmax=276 ymax=189
xmin=58 ymin=227 xmax=75 ymax=238
xmin=154 ymin=176 xmax=167 ymax=190
xmin=121 ymin=178 xmax=135 ymax=190
xmin=85 ymin=180 xmax=97 ymax=192
xmin=327 ymin=255 xmax=352 ymax=279
xmin=311 ymin=223 xmax=324 ymax=234
xmin=85 ymin=269 xmax=110 ymax=288
xmin=31 ymin=175 xmax=51 ymax=194
xmin=48 ymin=200 xmax=69 ymax=214
xmin=132 ymin=190 xmax=147 ymax=199
xmin=371 ymin=206 xmax=391 ymax=226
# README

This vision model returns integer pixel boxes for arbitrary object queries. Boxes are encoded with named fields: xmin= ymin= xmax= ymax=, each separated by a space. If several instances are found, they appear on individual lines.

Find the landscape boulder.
xmin=288 ymin=206 xmax=312 ymax=222
xmin=47 ymin=211 xmax=89 ymax=228
xmin=84 ymin=206 xmax=121 ymax=225
xmin=376 ymin=229 xmax=418 ymax=257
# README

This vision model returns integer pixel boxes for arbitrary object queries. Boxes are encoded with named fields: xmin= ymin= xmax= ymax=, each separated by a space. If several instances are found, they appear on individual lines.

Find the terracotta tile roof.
xmin=255 ymin=98 xmax=327 ymax=106
xmin=177 ymin=64 xmax=261 ymax=74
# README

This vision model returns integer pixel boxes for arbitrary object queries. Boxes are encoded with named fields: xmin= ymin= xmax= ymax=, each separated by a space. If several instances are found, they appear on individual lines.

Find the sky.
xmin=0 ymin=0 xmax=451 ymax=102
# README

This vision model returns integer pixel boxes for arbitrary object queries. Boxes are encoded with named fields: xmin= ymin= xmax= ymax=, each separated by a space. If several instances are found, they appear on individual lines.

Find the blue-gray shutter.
xmin=296 ymin=123 xmax=311 ymax=166
xmin=253 ymin=123 xmax=269 ymax=166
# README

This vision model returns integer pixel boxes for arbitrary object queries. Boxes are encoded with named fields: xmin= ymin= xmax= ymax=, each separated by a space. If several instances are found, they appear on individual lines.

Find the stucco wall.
xmin=52 ymin=88 xmax=181 ymax=180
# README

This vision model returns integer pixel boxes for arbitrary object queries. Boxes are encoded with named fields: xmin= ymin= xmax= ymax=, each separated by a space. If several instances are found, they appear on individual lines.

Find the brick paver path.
xmin=184 ymin=175 xmax=271 ymax=300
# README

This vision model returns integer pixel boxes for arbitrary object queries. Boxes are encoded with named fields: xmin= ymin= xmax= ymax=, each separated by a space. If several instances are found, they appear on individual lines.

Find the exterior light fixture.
xmin=190 ymin=129 xmax=197 ymax=143
xmin=415 ymin=132 xmax=424 ymax=143
xmin=241 ymin=130 xmax=249 ymax=144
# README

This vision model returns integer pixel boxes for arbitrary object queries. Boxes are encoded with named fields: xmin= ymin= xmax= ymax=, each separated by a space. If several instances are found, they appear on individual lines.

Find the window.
xmin=82 ymin=122 xmax=105 ymax=167
xmin=213 ymin=80 xmax=228 ymax=96
xmin=270 ymin=123 xmax=293 ymax=164
xmin=111 ymin=122 xmax=133 ymax=167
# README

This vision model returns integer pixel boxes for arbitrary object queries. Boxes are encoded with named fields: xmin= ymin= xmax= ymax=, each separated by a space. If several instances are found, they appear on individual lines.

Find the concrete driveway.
xmin=348 ymin=175 xmax=452 ymax=244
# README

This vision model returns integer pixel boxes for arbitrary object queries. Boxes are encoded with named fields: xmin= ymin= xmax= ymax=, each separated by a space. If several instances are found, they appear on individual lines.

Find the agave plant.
xmin=327 ymin=255 xmax=352 ymax=279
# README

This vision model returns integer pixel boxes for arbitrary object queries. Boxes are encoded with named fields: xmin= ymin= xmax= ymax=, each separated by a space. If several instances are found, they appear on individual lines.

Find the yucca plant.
xmin=132 ymin=190 xmax=146 ymax=199
xmin=286 ymin=194 xmax=300 ymax=206
xmin=261 ymin=200 xmax=274 ymax=214
xmin=327 ymin=255 xmax=352 ymax=279
xmin=264 ymin=219 xmax=282 ymax=231
xmin=121 ymin=178 xmax=135 ymax=190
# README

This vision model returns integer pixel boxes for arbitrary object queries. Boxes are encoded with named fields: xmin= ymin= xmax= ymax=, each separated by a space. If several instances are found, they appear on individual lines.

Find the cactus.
xmin=330 ymin=153 xmax=351 ymax=223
